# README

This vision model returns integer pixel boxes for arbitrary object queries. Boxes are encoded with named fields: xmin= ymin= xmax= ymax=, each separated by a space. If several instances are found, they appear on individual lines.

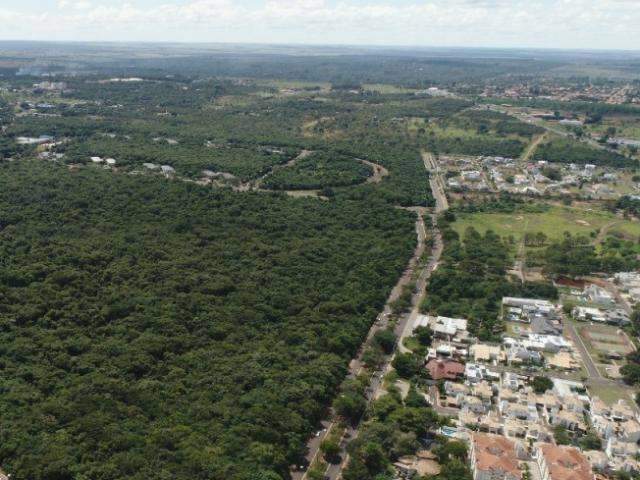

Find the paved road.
xmin=323 ymin=213 xmax=443 ymax=480
xmin=564 ymin=321 xmax=602 ymax=379
xmin=422 ymin=151 xmax=449 ymax=213
xmin=315 ymin=154 xmax=449 ymax=480
xmin=293 ymin=196 xmax=435 ymax=480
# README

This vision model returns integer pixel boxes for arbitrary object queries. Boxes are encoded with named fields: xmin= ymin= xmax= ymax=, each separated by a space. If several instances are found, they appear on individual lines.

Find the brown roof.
xmin=472 ymin=433 xmax=521 ymax=479
xmin=426 ymin=359 xmax=464 ymax=380
xmin=539 ymin=444 xmax=593 ymax=480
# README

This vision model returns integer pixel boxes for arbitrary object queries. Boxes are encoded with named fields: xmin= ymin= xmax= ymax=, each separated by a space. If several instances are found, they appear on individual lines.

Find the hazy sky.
xmin=1 ymin=0 xmax=639 ymax=50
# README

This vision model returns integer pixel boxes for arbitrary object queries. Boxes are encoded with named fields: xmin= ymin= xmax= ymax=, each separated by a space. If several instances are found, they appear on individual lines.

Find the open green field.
xmin=451 ymin=205 xmax=640 ymax=243
xmin=588 ymin=381 xmax=638 ymax=408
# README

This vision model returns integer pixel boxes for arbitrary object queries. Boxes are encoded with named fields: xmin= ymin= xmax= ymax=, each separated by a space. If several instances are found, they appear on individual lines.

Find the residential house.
xmin=470 ymin=433 xmax=523 ymax=480
xmin=572 ymin=306 xmax=607 ymax=323
xmin=426 ymin=359 xmax=465 ymax=381
xmin=535 ymin=443 xmax=594 ymax=480
xmin=584 ymin=285 xmax=614 ymax=306
xmin=466 ymin=363 xmax=500 ymax=383
xmin=431 ymin=316 xmax=469 ymax=343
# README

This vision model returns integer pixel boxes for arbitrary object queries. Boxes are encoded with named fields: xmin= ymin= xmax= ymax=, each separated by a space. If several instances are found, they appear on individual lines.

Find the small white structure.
xmin=90 ymin=156 xmax=103 ymax=164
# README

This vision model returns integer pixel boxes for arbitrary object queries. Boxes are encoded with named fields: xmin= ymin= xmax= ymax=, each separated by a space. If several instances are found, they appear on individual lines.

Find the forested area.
xmin=3 ymin=78 xmax=445 ymax=206
xmin=341 ymin=384 xmax=471 ymax=480
xmin=263 ymin=152 xmax=371 ymax=190
xmin=0 ymin=161 xmax=417 ymax=480
xmin=422 ymin=220 xmax=557 ymax=340
xmin=542 ymin=233 xmax=640 ymax=277
xmin=533 ymin=138 xmax=635 ymax=168
xmin=61 ymin=136 xmax=297 ymax=181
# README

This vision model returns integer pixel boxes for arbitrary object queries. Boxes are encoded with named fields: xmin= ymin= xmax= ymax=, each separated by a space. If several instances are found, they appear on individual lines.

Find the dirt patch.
xmin=362 ymin=159 xmax=389 ymax=184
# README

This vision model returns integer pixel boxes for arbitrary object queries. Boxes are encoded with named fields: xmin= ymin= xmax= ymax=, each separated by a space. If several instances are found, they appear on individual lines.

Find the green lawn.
xmin=588 ymin=381 xmax=637 ymax=407
xmin=451 ymin=205 xmax=640 ymax=243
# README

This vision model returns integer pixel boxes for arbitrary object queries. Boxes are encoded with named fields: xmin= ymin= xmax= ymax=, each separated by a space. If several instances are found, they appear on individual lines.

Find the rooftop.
xmin=472 ymin=433 xmax=521 ymax=479
xmin=538 ymin=443 xmax=593 ymax=480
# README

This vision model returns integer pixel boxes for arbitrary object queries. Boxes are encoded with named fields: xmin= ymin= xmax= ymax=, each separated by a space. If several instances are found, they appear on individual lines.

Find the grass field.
xmin=588 ymin=382 xmax=636 ymax=407
xmin=451 ymin=205 xmax=640 ymax=244
xmin=578 ymin=323 xmax=634 ymax=357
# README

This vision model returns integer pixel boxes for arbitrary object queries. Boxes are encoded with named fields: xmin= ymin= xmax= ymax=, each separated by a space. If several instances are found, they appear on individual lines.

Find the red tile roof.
xmin=539 ymin=443 xmax=594 ymax=480
xmin=426 ymin=359 xmax=464 ymax=380
xmin=473 ymin=433 xmax=521 ymax=480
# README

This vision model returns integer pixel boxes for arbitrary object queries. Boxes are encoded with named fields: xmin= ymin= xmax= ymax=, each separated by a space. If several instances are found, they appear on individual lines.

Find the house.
xmin=605 ymin=438 xmax=638 ymax=461
xmin=531 ymin=315 xmax=563 ymax=336
xmin=472 ymin=381 xmax=494 ymax=403
xmin=559 ymin=119 xmax=583 ymax=127
xmin=470 ymin=433 xmax=523 ymax=480
xmin=475 ymin=412 xmax=505 ymax=435
xmin=16 ymin=135 xmax=54 ymax=145
xmin=430 ymin=316 xmax=469 ymax=343
xmin=462 ymin=395 xmax=488 ymax=415
xmin=584 ymin=285 xmax=614 ymax=306
xmin=524 ymin=334 xmax=570 ymax=353
xmin=462 ymin=170 xmax=482 ymax=182
xmin=507 ymin=346 xmax=542 ymax=366
xmin=592 ymin=415 xmax=616 ymax=440
xmin=426 ymin=359 xmax=465 ymax=381
xmin=503 ymin=297 xmax=558 ymax=324
xmin=105 ymin=158 xmax=117 ymax=166
xmin=548 ymin=410 xmax=587 ymax=433
xmin=535 ymin=443 xmax=594 ymax=480
xmin=465 ymin=363 xmax=500 ymax=383
xmin=572 ymin=306 xmax=606 ymax=323
xmin=90 ymin=156 xmax=104 ymax=163
xmin=605 ymin=309 xmax=631 ymax=326
xmin=502 ymin=371 xmax=525 ymax=391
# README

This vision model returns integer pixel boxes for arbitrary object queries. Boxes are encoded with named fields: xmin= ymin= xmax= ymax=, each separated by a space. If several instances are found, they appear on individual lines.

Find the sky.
xmin=1 ymin=0 xmax=639 ymax=51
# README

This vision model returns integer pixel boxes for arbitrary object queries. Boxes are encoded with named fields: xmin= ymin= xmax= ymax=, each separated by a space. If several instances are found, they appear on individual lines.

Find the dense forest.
xmin=533 ymin=138 xmax=635 ymax=168
xmin=263 ymin=152 xmax=371 ymax=190
xmin=0 ymin=161 xmax=417 ymax=480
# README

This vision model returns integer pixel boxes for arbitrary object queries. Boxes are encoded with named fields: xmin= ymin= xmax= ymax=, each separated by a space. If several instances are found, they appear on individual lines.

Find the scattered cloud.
xmin=2 ymin=0 xmax=639 ymax=50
